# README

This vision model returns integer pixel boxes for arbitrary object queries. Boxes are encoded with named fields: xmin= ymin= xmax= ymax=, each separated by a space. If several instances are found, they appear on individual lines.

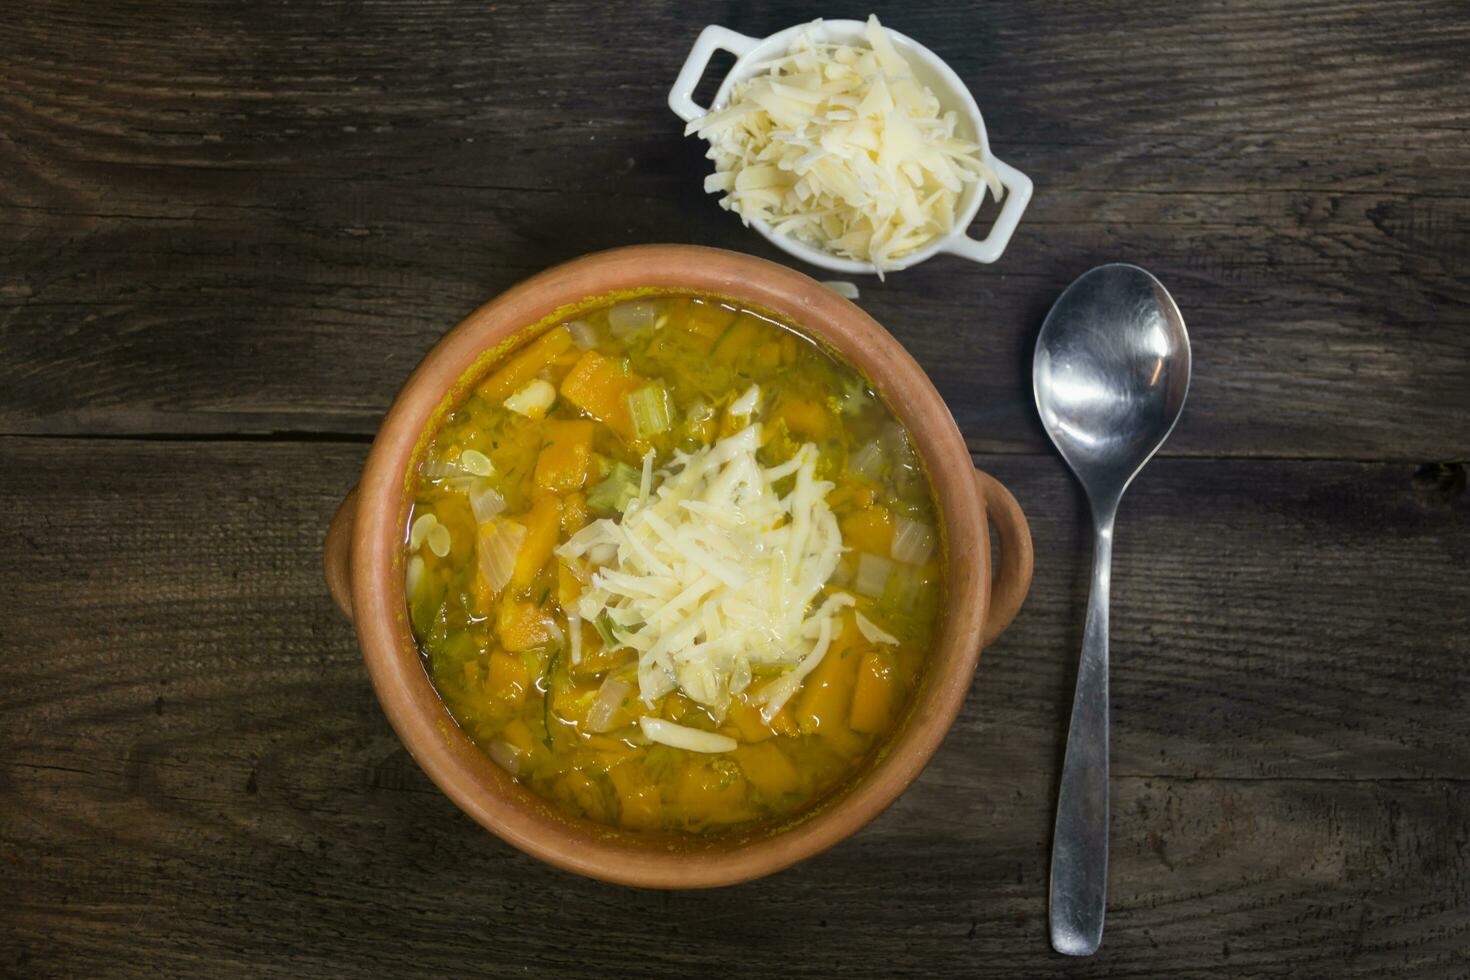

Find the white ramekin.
xmin=669 ymin=19 xmax=1033 ymax=276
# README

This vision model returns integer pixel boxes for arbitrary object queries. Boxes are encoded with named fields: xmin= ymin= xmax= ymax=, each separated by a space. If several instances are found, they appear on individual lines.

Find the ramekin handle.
xmin=323 ymin=486 xmax=358 ymax=621
xmin=942 ymin=157 xmax=1034 ymax=264
xmin=668 ymin=25 xmax=761 ymax=122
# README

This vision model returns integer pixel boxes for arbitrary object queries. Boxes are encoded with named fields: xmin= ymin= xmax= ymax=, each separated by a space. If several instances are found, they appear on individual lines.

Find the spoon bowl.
xmin=1034 ymin=264 xmax=1190 ymax=956
xmin=1035 ymin=265 xmax=1191 ymax=510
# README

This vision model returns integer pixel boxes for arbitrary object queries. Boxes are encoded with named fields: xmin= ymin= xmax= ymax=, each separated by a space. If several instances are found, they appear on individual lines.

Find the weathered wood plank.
xmin=1 ymin=1 xmax=1467 ymax=456
xmin=0 ymin=438 xmax=1465 ymax=976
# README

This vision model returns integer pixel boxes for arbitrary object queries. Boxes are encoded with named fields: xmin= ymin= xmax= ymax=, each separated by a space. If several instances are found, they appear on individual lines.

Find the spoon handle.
xmin=1049 ymin=517 xmax=1113 ymax=956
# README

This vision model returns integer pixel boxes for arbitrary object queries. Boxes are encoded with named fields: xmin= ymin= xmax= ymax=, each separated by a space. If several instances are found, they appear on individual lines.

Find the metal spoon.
xmin=1034 ymin=264 xmax=1191 ymax=956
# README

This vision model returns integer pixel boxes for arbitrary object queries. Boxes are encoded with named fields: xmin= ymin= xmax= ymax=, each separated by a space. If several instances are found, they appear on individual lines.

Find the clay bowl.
xmin=323 ymin=244 xmax=1033 ymax=888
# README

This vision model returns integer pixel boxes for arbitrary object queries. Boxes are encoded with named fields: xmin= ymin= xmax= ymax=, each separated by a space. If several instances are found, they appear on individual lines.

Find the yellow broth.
xmin=406 ymin=294 xmax=941 ymax=834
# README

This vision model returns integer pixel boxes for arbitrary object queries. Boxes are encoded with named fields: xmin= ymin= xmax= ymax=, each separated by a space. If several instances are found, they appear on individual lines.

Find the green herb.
xmin=541 ymin=647 xmax=560 ymax=750
xmin=594 ymin=610 xmax=621 ymax=648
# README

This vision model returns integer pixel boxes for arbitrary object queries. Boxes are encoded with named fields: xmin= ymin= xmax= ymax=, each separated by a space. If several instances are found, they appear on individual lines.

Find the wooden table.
xmin=3 ymin=2 xmax=1467 ymax=976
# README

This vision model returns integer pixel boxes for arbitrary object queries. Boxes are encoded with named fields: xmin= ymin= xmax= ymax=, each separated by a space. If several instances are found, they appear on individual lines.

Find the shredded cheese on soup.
xmin=688 ymin=14 xmax=1001 ymax=272
xmin=554 ymin=423 xmax=851 ymax=740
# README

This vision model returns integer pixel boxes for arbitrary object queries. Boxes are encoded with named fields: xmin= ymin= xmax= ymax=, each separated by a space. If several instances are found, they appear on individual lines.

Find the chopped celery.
xmin=587 ymin=461 xmax=640 ymax=512
xmin=626 ymin=384 xmax=672 ymax=439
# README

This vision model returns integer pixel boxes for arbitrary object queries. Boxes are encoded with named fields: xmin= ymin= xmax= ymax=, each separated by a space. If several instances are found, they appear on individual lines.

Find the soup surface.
xmin=405 ymin=293 xmax=941 ymax=834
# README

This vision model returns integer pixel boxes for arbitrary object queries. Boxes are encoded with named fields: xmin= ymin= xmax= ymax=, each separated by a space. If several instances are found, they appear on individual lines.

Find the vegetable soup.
xmin=405 ymin=294 xmax=941 ymax=834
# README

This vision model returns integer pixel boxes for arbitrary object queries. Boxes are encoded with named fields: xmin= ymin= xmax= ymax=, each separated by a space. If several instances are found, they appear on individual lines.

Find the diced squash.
xmin=561 ymin=491 xmax=589 ymax=535
xmin=675 ymin=761 xmax=749 ymax=825
xmin=569 ymin=637 xmax=634 ymax=678
xmin=496 ymin=599 xmax=553 ymax=653
xmin=558 ymin=770 xmax=608 ymax=822
xmin=499 ymin=717 xmax=536 ymax=755
xmin=511 ymin=496 xmax=562 ymax=590
xmin=841 ymin=505 xmax=894 ymax=554
xmin=608 ymin=763 xmax=660 ymax=831
xmin=850 ymin=650 xmax=897 ymax=734
xmin=534 ymin=419 xmax=595 ymax=495
xmin=726 ymin=695 xmax=778 ymax=744
xmin=551 ymin=681 xmax=601 ymax=726
xmin=477 ymin=326 xmax=573 ymax=403
xmin=559 ymin=351 xmax=643 ymax=440
xmin=486 ymin=651 xmax=529 ymax=707
xmin=795 ymin=645 xmax=861 ymax=736
xmin=668 ymin=298 xmax=739 ymax=350
xmin=556 ymin=560 xmax=582 ymax=610
xmin=732 ymin=742 xmax=800 ymax=797
xmin=777 ymin=394 xmax=833 ymax=440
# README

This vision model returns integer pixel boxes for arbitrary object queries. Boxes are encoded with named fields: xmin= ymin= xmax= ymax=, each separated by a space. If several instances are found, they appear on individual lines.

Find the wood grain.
xmin=1 ymin=0 xmax=1467 ymax=457
xmin=1 ymin=438 xmax=1465 ymax=977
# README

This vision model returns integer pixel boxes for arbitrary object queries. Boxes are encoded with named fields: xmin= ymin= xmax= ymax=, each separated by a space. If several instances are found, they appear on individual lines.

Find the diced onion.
xmin=460 ymin=449 xmax=494 ymax=477
xmin=855 ymin=610 xmax=899 ymax=646
xmin=586 ymin=676 xmax=633 ymax=733
xmin=849 ymin=441 xmax=885 ymax=481
xmin=891 ymin=515 xmax=936 ymax=564
xmin=488 ymin=740 xmax=523 ymax=775
xmin=469 ymin=481 xmax=506 ymax=524
xmin=566 ymin=318 xmax=600 ymax=349
xmin=608 ymin=301 xmax=658 ymax=337
xmin=638 ymin=716 xmax=737 ymax=753
xmin=855 ymin=552 xmax=893 ymax=598
xmin=477 ymin=518 xmax=527 ymax=594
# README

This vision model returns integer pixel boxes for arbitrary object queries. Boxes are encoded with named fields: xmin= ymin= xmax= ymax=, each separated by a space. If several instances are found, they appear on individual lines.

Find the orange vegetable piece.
xmin=533 ymin=419 xmax=595 ymax=495
xmin=556 ymin=560 xmax=582 ymax=611
xmin=559 ymin=351 xmax=643 ymax=440
xmin=568 ymin=636 xmax=634 ymax=678
xmin=849 ymin=650 xmax=897 ymax=734
xmin=486 ymin=650 xmax=529 ymax=707
xmin=777 ymin=394 xmax=832 ymax=440
xmin=496 ymin=599 xmax=553 ymax=652
xmin=561 ymin=491 xmax=589 ymax=536
xmin=726 ymin=695 xmax=777 ymax=744
xmin=732 ymin=742 xmax=800 ymax=798
xmin=477 ymin=325 xmax=573 ymax=403
xmin=796 ymin=645 xmax=861 ymax=736
xmin=511 ymin=495 xmax=562 ymax=590
xmin=667 ymin=298 xmax=738 ymax=351
xmin=675 ymin=761 xmax=748 ymax=825
xmin=608 ymin=763 xmax=660 ymax=831
xmin=841 ymin=505 xmax=894 ymax=554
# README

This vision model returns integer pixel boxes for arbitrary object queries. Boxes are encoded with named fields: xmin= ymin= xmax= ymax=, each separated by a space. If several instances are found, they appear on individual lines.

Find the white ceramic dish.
xmin=668 ymin=19 xmax=1033 ymax=276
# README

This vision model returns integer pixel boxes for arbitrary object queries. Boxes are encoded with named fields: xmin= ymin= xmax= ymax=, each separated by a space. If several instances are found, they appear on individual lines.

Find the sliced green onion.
xmin=409 ymin=512 xmax=438 ymax=550
xmin=626 ymin=384 xmax=672 ymax=439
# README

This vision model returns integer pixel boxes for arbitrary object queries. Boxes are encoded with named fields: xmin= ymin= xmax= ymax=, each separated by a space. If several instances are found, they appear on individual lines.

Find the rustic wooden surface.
xmin=1 ymin=1 xmax=1466 ymax=977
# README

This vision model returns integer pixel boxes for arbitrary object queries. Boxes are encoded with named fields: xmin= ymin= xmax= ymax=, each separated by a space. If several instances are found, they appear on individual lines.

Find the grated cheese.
xmin=688 ymin=15 xmax=1001 ymax=273
xmin=554 ymin=423 xmax=850 ymax=725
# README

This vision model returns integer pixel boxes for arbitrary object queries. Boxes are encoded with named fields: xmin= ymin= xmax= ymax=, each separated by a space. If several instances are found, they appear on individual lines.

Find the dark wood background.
xmin=3 ymin=1 xmax=1467 ymax=977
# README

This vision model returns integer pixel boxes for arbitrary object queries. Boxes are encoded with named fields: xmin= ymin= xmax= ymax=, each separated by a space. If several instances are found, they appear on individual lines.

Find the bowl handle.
xmin=974 ymin=467 xmax=1034 ymax=646
xmin=323 ymin=486 xmax=358 ymax=621
xmin=668 ymin=25 xmax=761 ymax=122
xmin=941 ymin=158 xmax=1034 ymax=264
